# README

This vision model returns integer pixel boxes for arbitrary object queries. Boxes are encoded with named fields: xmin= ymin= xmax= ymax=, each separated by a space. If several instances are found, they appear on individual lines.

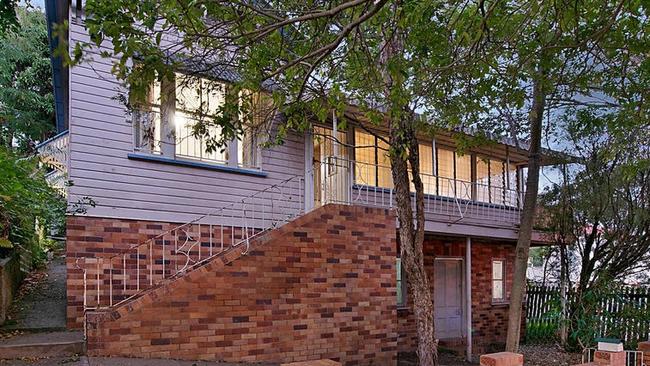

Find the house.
xmin=42 ymin=1 xmax=553 ymax=365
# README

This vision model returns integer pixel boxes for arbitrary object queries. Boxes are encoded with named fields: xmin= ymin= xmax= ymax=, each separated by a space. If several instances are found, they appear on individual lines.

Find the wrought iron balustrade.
xmin=317 ymin=156 xmax=523 ymax=226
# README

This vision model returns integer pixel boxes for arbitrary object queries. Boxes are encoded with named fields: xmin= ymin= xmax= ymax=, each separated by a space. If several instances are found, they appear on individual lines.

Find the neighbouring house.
xmin=42 ymin=1 xmax=554 ymax=365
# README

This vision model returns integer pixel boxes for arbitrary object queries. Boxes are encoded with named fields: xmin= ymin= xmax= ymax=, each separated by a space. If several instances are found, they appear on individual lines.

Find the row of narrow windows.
xmin=314 ymin=126 xmax=526 ymax=207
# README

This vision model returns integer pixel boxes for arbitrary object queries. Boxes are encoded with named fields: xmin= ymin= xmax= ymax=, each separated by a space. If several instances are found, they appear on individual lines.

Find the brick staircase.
xmin=76 ymin=174 xmax=307 ymax=315
xmin=83 ymin=204 xmax=399 ymax=365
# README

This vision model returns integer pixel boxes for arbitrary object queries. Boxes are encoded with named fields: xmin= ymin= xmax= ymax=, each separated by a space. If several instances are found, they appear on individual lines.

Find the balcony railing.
xmin=317 ymin=156 xmax=523 ymax=227
xmin=37 ymin=130 xmax=69 ymax=196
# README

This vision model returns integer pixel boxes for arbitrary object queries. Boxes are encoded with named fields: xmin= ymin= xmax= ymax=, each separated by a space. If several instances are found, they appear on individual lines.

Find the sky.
xmin=21 ymin=0 xmax=45 ymax=10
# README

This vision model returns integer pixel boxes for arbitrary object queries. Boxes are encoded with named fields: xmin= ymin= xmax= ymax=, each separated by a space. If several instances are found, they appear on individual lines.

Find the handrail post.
xmin=109 ymin=259 xmax=113 ymax=307
xmin=150 ymin=240 xmax=153 ymax=285
xmin=123 ymin=254 xmax=126 ymax=292
xmin=96 ymin=259 xmax=100 ymax=307
xmin=136 ymin=247 xmax=140 ymax=291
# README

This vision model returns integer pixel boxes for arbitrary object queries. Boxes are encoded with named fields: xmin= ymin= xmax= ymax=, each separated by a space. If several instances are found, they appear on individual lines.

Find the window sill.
xmin=128 ymin=153 xmax=268 ymax=177
xmin=491 ymin=300 xmax=510 ymax=307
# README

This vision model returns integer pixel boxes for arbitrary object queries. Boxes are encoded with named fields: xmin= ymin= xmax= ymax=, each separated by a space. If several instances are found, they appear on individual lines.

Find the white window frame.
xmin=397 ymin=257 xmax=407 ymax=307
xmin=133 ymin=74 xmax=263 ymax=170
xmin=491 ymin=259 xmax=506 ymax=303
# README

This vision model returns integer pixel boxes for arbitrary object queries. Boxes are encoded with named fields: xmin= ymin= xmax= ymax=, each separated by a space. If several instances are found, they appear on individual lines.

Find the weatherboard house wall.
xmin=67 ymin=19 xmax=306 ymax=225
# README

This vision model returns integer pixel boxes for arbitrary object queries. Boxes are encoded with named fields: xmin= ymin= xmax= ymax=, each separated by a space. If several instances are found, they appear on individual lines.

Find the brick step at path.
xmin=480 ymin=352 xmax=523 ymax=366
xmin=0 ymin=330 xmax=85 ymax=359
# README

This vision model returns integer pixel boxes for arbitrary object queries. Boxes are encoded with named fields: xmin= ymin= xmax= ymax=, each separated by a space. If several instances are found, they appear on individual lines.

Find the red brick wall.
xmin=81 ymin=205 xmax=398 ymax=365
xmin=470 ymin=241 xmax=517 ymax=353
xmin=396 ymin=237 xmax=516 ymax=356
xmin=67 ymin=217 xmax=250 ymax=328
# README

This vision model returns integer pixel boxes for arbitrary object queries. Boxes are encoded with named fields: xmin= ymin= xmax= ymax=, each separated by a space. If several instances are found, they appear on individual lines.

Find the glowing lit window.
xmin=354 ymin=130 xmax=377 ymax=186
xmin=437 ymin=148 xmax=454 ymax=197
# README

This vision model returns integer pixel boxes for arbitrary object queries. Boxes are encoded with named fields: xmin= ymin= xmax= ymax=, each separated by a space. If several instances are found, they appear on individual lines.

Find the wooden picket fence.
xmin=525 ymin=284 xmax=563 ymax=342
xmin=525 ymin=284 xmax=650 ymax=346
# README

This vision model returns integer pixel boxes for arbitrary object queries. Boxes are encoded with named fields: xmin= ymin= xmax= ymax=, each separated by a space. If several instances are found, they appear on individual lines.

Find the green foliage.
xmin=526 ymin=319 xmax=561 ymax=344
xmin=0 ymin=147 xmax=66 ymax=263
xmin=0 ymin=6 xmax=55 ymax=152
xmin=565 ymin=283 xmax=644 ymax=351
xmin=0 ymin=0 xmax=18 ymax=34
xmin=69 ymin=0 xmax=649 ymax=163
xmin=540 ymin=111 xmax=650 ymax=291
xmin=529 ymin=247 xmax=549 ymax=267
xmin=525 ymin=284 xmax=650 ymax=350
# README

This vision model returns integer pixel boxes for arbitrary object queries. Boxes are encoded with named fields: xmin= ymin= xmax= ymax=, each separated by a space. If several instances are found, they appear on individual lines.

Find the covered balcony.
xmin=315 ymin=156 xmax=523 ymax=231
xmin=36 ymin=130 xmax=69 ymax=196
xmin=309 ymin=125 xmax=538 ymax=240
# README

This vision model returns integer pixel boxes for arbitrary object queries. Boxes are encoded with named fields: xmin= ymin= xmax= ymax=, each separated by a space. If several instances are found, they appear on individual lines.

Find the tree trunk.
xmin=389 ymin=115 xmax=437 ymax=366
xmin=559 ymin=242 xmax=568 ymax=345
xmin=505 ymin=73 xmax=547 ymax=352
xmin=559 ymin=163 xmax=569 ymax=346
xmin=378 ymin=9 xmax=437 ymax=364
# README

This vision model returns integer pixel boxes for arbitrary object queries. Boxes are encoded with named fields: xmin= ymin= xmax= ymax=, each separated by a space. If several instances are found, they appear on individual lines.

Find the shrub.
xmin=0 ymin=147 xmax=65 ymax=265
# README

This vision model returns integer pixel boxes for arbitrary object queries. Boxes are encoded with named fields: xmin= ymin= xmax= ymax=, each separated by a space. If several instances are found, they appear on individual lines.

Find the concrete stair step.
xmin=0 ymin=331 xmax=85 ymax=359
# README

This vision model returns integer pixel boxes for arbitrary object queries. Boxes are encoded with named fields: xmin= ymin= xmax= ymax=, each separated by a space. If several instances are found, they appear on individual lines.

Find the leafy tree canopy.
xmin=0 ymin=0 xmax=18 ymax=34
xmin=74 ymin=0 xmax=649 ymax=152
xmin=0 ymin=5 xmax=55 ymax=152
xmin=72 ymin=0 xmax=649 ymax=359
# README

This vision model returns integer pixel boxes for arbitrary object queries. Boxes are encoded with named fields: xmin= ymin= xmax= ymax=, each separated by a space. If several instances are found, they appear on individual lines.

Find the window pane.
xmin=492 ymin=260 xmax=503 ymax=280
xmin=137 ymin=79 xmax=162 ymax=154
xmin=377 ymin=138 xmax=392 ymax=188
xmin=236 ymin=92 xmax=269 ymax=169
xmin=476 ymin=158 xmax=490 ymax=203
xmin=354 ymin=130 xmax=376 ymax=186
xmin=314 ymin=126 xmax=348 ymax=160
xmin=148 ymin=79 xmax=161 ymax=106
xmin=505 ymin=163 xmax=518 ymax=206
xmin=173 ymin=74 xmax=228 ymax=162
xmin=490 ymin=159 xmax=505 ymax=205
xmin=455 ymin=153 xmax=471 ymax=200
xmin=437 ymin=148 xmax=454 ymax=197
xmin=419 ymin=144 xmax=436 ymax=195
xmin=135 ymin=109 xmax=162 ymax=154
xmin=396 ymin=258 xmax=402 ymax=303
xmin=175 ymin=112 xmax=227 ymax=163
xmin=493 ymin=280 xmax=504 ymax=300
xmin=239 ymin=127 xmax=259 ymax=168
xmin=175 ymin=73 xmax=203 ymax=112
xmin=520 ymin=167 xmax=528 ymax=188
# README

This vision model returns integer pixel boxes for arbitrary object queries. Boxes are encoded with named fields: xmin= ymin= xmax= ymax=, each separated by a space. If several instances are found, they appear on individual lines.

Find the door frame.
xmin=433 ymin=257 xmax=467 ymax=339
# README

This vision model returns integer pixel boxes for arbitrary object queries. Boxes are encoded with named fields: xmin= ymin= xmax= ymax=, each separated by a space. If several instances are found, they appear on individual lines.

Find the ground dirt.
xmin=519 ymin=344 xmax=583 ymax=366
xmin=398 ymin=344 xmax=583 ymax=365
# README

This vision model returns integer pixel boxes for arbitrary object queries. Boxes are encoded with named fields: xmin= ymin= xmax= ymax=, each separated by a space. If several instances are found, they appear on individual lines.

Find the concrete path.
xmin=1 ymin=255 xmax=67 ymax=331
xmin=0 ymin=357 xmax=261 ymax=365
